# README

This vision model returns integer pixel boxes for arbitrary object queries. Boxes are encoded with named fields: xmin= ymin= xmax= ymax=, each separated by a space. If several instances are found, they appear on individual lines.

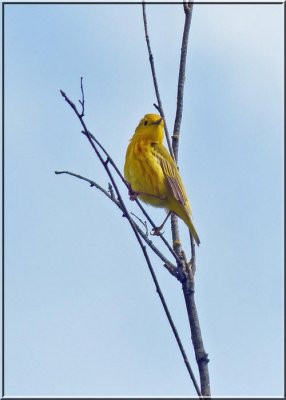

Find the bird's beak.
xmin=151 ymin=118 xmax=162 ymax=125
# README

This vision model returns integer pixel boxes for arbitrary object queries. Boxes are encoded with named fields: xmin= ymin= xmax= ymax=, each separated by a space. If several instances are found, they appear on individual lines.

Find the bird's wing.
xmin=152 ymin=143 xmax=191 ymax=214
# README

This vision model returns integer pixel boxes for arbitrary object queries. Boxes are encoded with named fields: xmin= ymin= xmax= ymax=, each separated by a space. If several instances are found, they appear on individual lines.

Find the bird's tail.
xmin=186 ymin=217 xmax=200 ymax=246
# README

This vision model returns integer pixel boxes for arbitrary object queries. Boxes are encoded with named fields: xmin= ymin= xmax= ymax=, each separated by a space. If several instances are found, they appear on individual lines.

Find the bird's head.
xmin=133 ymin=114 xmax=164 ymax=142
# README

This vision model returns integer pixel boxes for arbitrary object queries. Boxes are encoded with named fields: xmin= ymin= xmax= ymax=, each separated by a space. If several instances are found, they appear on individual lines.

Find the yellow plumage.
xmin=124 ymin=113 xmax=200 ymax=246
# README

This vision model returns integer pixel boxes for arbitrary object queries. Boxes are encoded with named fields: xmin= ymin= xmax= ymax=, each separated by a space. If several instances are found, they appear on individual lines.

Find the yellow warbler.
xmin=124 ymin=113 xmax=200 ymax=246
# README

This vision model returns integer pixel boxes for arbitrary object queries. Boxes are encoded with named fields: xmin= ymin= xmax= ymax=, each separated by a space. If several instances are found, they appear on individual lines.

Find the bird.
xmin=124 ymin=113 xmax=200 ymax=246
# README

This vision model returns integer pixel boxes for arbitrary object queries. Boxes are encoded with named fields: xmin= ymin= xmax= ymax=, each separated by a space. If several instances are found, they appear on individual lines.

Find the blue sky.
xmin=4 ymin=2 xmax=283 ymax=397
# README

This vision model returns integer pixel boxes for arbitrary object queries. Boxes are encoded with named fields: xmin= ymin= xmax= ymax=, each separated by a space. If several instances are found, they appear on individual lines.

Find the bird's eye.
xmin=144 ymin=121 xmax=148 ymax=126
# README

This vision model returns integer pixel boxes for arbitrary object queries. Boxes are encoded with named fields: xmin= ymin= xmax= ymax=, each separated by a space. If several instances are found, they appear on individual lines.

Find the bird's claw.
xmin=151 ymin=227 xmax=164 ymax=236
xmin=128 ymin=190 xmax=139 ymax=201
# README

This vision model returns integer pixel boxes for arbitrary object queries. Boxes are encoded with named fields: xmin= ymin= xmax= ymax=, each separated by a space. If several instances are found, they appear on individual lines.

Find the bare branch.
xmin=142 ymin=1 xmax=175 ymax=160
xmin=55 ymin=170 xmax=120 ymax=206
xmin=79 ymin=76 xmax=85 ymax=117
xmin=172 ymin=2 xmax=193 ymax=163
xmin=131 ymin=212 xmax=149 ymax=236
xmin=183 ymin=278 xmax=210 ymax=397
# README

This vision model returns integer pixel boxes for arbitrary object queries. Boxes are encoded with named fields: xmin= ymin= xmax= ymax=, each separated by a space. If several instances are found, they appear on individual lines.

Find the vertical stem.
xmin=172 ymin=3 xmax=212 ymax=397
xmin=172 ymin=2 xmax=193 ymax=162
xmin=182 ymin=278 xmax=211 ymax=397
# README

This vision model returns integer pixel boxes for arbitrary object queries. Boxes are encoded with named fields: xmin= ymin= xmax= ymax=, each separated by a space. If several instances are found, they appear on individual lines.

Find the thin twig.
xmin=142 ymin=1 xmax=175 ymax=160
xmin=172 ymin=2 xmax=193 ymax=163
xmin=79 ymin=76 xmax=85 ymax=117
xmin=131 ymin=212 xmax=148 ymax=236
xmin=55 ymin=170 xmax=119 ymax=206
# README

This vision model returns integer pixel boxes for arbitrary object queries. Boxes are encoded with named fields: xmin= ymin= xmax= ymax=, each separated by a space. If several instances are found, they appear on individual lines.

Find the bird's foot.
xmin=151 ymin=211 xmax=172 ymax=236
xmin=151 ymin=225 xmax=164 ymax=236
xmin=129 ymin=190 xmax=140 ymax=201
xmin=125 ymin=181 xmax=139 ymax=201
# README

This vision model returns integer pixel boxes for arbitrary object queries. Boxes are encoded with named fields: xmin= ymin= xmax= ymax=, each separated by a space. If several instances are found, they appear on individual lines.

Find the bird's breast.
xmin=124 ymin=140 xmax=167 ymax=205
